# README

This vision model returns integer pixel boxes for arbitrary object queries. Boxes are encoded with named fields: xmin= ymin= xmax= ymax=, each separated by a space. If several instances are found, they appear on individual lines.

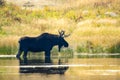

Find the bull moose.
xmin=16 ymin=30 xmax=69 ymax=60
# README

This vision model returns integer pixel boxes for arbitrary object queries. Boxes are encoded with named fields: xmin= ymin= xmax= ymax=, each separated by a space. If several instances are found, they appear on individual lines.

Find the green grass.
xmin=0 ymin=45 xmax=17 ymax=55
xmin=76 ymin=41 xmax=120 ymax=53
xmin=51 ymin=47 xmax=73 ymax=58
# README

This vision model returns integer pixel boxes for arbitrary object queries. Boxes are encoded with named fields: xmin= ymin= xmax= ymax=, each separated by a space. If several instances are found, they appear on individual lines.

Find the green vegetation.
xmin=76 ymin=41 xmax=120 ymax=53
xmin=0 ymin=0 xmax=120 ymax=55
xmin=51 ymin=47 xmax=73 ymax=58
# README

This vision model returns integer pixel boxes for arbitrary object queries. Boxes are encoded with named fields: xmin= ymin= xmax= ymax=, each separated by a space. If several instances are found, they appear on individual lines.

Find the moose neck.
xmin=50 ymin=36 xmax=62 ymax=52
xmin=52 ymin=36 xmax=60 ymax=46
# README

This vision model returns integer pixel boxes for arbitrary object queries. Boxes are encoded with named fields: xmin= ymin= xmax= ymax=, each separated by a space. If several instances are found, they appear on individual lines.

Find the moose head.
xmin=58 ymin=30 xmax=70 ymax=52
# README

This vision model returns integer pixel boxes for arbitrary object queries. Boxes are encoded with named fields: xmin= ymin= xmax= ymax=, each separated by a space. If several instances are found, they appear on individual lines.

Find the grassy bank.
xmin=0 ymin=0 xmax=120 ymax=54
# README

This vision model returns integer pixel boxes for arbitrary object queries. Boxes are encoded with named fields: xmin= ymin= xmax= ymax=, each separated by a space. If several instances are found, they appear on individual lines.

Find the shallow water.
xmin=0 ymin=54 xmax=120 ymax=80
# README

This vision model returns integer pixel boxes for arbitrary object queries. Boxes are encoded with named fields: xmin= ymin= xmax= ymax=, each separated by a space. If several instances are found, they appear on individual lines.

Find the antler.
xmin=58 ymin=30 xmax=65 ymax=37
xmin=64 ymin=34 xmax=70 ymax=37
xmin=58 ymin=30 xmax=70 ymax=37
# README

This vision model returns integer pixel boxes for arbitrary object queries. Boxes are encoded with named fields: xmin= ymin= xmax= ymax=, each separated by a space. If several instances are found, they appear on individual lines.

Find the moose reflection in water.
xmin=16 ymin=30 xmax=70 ymax=61
xmin=18 ymin=56 xmax=69 ymax=74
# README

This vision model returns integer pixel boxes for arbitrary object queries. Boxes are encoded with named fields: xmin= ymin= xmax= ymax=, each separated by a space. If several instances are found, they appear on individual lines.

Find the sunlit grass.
xmin=0 ymin=36 xmax=18 ymax=54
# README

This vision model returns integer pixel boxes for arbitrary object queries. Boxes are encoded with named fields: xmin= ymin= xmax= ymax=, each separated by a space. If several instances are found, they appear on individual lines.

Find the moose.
xmin=16 ymin=30 xmax=69 ymax=60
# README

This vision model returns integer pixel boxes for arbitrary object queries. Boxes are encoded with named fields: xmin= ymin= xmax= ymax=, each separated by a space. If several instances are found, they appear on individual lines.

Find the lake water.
xmin=0 ymin=54 xmax=119 ymax=80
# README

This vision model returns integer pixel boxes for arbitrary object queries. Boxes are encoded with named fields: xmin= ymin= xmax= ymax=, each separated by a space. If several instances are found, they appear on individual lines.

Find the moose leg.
xmin=23 ymin=50 xmax=28 ymax=59
xmin=16 ymin=49 xmax=22 ymax=59
xmin=45 ymin=51 xmax=51 ymax=63
xmin=23 ymin=50 xmax=28 ymax=64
